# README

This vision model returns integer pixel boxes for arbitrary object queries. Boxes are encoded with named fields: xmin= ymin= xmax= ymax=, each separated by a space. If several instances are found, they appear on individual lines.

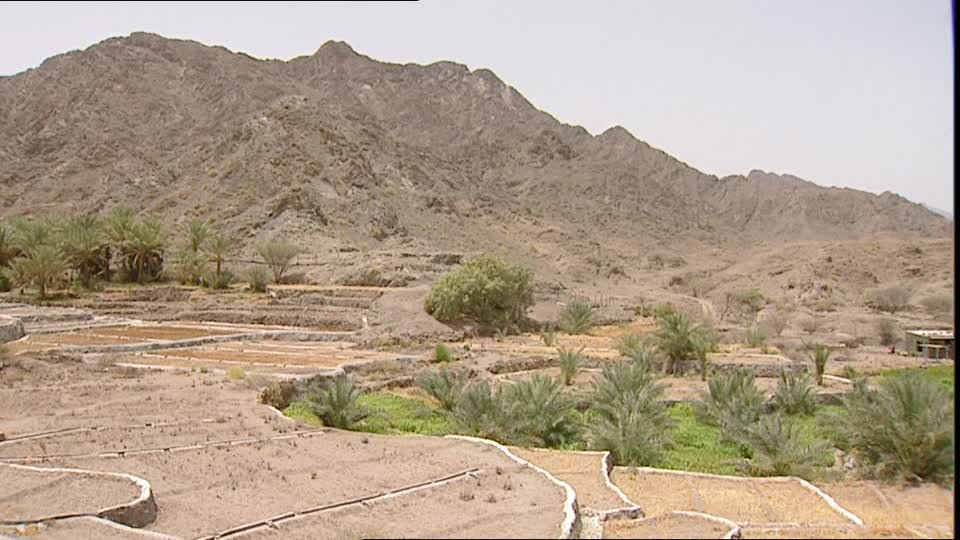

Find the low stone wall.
xmin=0 ymin=316 xmax=24 ymax=344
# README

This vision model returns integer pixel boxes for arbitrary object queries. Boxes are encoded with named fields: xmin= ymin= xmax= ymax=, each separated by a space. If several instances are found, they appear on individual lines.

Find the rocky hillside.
xmin=0 ymin=33 xmax=951 ymax=268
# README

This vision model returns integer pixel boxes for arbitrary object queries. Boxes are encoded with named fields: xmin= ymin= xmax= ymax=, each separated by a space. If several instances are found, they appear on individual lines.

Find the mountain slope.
xmin=0 ymin=32 xmax=951 ymax=266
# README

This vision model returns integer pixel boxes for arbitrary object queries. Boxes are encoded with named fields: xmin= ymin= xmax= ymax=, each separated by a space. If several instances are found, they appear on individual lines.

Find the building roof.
xmin=906 ymin=329 xmax=954 ymax=340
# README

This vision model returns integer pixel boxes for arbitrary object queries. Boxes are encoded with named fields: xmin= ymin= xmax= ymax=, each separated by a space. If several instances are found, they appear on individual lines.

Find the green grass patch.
xmin=283 ymin=399 xmax=324 ymax=427
xmin=880 ymin=365 xmax=954 ymax=397
xmin=659 ymin=403 xmax=743 ymax=475
xmin=355 ymin=392 xmax=457 ymax=436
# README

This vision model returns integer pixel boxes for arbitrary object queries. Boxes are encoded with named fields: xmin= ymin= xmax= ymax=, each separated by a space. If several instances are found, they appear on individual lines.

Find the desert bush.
xmin=772 ymin=369 xmax=817 ymax=416
xmin=306 ymin=376 xmax=368 ymax=429
xmin=246 ymin=266 xmax=269 ymax=293
xmin=693 ymin=368 xmax=765 ymax=444
xmin=257 ymin=380 xmax=298 ymax=410
xmin=762 ymin=306 xmax=791 ymax=337
xmin=433 ymin=343 xmax=454 ymax=363
xmin=0 ymin=270 xmax=9 ymax=292
xmin=424 ymin=254 xmax=534 ymax=327
xmin=58 ymin=215 xmax=109 ymax=288
xmin=798 ymin=316 xmax=820 ymax=334
xmin=501 ymin=375 xmax=580 ymax=447
xmin=838 ymin=374 xmax=954 ymax=483
xmin=721 ymin=289 xmax=765 ymax=321
xmin=745 ymin=326 xmax=767 ymax=348
xmin=875 ymin=319 xmax=898 ymax=346
xmin=559 ymin=300 xmax=594 ymax=334
xmin=616 ymin=335 xmax=645 ymax=359
xmin=868 ymin=284 xmax=913 ymax=313
xmin=415 ymin=366 xmax=469 ymax=411
xmin=653 ymin=303 xmax=677 ymax=320
xmin=204 ymin=269 xmax=235 ymax=290
xmin=540 ymin=327 xmax=557 ymax=347
xmin=920 ymin=294 xmax=953 ymax=315
xmin=589 ymin=360 xmax=671 ymax=466
xmin=227 ymin=366 xmax=246 ymax=380
xmin=741 ymin=414 xmax=828 ymax=477
xmin=808 ymin=343 xmax=831 ymax=386
xmin=256 ymin=240 xmax=303 ymax=284
xmin=171 ymin=250 xmax=207 ymax=285
xmin=557 ymin=346 xmax=584 ymax=386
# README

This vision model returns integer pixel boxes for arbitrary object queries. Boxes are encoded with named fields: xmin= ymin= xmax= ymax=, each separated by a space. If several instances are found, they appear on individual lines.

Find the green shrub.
xmin=653 ymin=303 xmax=677 ymax=320
xmin=227 ymin=366 xmax=246 ymax=380
xmin=654 ymin=311 xmax=711 ymax=375
xmin=306 ymin=376 xmax=369 ymax=429
xmin=451 ymin=381 xmax=508 ymax=440
xmin=501 ymin=375 xmax=581 ymax=448
xmin=808 ymin=343 xmax=831 ymax=386
xmin=246 ymin=266 xmax=269 ymax=293
xmin=559 ymin=300 xmax=594 ymax=334
xmin=356 ymin=392 xmax=456 ymax=436
xmin=876 ymin=319 xmax=898 ymax=346
xmin=589 ymin=360 xmax=671 ymax=466
xmin=415 ymin=366 xmax=468 ymax=411
xmin=772 ymin=369 xmax=817 ymax=416
xmin=540 ymin=327 xmax=557 ymax=347
xmin=204 ymin=269 xmax=235 ymax=290
xmin=616 ymin=335 xmax=645 ymax=359
xmin=256 ymin=240 xmax=303 ymax=284
xmin=171 ymin=250 xmax=207 ymax=285
xmin=557 ymin=346 xmax=584 ymax=386
xmin=0 ymin=270 xmax=9 ymax=292
xmin=433 ymin=343 xmax=454 ymax=363
xmin=693 ymin=368 xmax=765 ymax=446
xmin=838 ymin=374 xmax=954 ymax=483
xmin=424 ymin=254 xmax=534 ymax=327
xmin=741 ymin=414 xmax=828 ymax=477
xmin=745 ymin=326 xmax=767 ymax=348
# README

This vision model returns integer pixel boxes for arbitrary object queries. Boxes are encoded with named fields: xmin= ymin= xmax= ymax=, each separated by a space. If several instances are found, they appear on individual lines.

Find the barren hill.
xmin=0 ymin=33 xmax=951 ymax=272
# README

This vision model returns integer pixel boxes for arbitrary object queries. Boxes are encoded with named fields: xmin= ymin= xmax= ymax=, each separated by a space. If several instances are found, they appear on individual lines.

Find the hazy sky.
xmin=1 ymin=1 xmax=954 ymax=212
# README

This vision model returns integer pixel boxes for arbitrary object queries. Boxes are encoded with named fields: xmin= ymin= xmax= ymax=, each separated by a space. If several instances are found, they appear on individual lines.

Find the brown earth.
xmin=603 ymin=512 xmax=732 ymax=539
xmin=0 ymin=356 xmax=567 ymax=539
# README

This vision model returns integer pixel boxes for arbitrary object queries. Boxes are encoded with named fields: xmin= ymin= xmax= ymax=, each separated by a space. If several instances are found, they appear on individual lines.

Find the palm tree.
xmin=105 ymin=208 xmax=135 ymax=278
xmin=691 ymin=329 xmax=716 ymax=381
xmin=12 ymin=245 xmax=68 ymax=299
xmin=307 ymin=376 xmax=368 ymax=429
xmin=127 ymin=219 xmax=167 ymax=283
xmin=59 ymin=215 xmax=108 ymax=288
xmin=205 ymin=232 xmax=234 ymax=277
xmin=654 ymin=311 xmax=703 ymax=375
xmin=0 ymin=224 xmax=19 ymax=267
xmin=184 ymin=219 xmax=209 ymax=254
xmin=501 ymin=375 xmax=580 ymax=447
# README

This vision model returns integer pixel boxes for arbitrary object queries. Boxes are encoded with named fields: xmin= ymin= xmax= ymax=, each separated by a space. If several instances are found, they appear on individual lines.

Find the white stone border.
xmin=445 ymin=435 xmax=580 ymax=539
xmin=0 ymin=462 xmax=157 ymax=528
xmin=631 ymin=467 xmax=864 ymax=526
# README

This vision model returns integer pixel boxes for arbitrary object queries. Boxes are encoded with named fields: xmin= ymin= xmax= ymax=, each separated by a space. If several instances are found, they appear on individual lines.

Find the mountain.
xmin=922 ymin=204 xmax=953 ymax=221
xmin=0 ymin=33 xmax=951 ymax=268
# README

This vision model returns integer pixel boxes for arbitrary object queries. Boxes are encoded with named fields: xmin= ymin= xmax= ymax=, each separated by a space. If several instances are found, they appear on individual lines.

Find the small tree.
xmin=205 ymin=232 xmax=234 ymax=278
xmin=868 ymin=284 xmax=913 ymax=313
xmin=772 ymin=369 xmax=817 ymax=416
xmin=306 ymin=376 xmax=368 ymax=429
xmin=184 ymin=219 xmax=209 ymax=254
xmin=246 ymin=266 xmax=269 ymax=293
xmin=806 ymin=343 xmax=831 ymax=386
xmin=558 ymin=300 xmax=594 ymax=334
xmin=876 ymin=319 xmax=899 ymax=347
xmin=10 ymin=245 xmax=67 ymax=299
xmin=557 ymin=346 xmax=584 ymax=386
xmin=691 ymin=330 xmax=716 ymax=381
xmin=256 ymin=240 xmax=303 ymax=284
xmin=653 ymin=311 xmax=710 ymax=375
xmin=424 ymin=254 xmax=534 ymax=327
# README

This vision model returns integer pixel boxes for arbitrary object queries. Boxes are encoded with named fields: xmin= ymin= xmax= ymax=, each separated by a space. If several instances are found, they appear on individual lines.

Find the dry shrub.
xmin=868 ymin=284 xmax=913 ymax=313
xmin=799 ymin=316 xmax=820 ymax=334
xmin=920 ymin=294 xmax=953 ymax=315
xmin=258 ymin=380 xmax=298 ymax=410
xmin=876 ymin=319 xmax=899 ymax=346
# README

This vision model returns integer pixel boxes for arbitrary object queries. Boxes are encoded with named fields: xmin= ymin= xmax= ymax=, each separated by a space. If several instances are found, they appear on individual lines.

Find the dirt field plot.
xmin=135 ymin=341 xmax=400 ymax=371
xmin=0 ymin=464 xmax=142 ymax=522
xmin=507 ymin=447 xmax=631 ymax=513
xmin=88 ymin=324 xmax=240 ymax=341
xmin=604 ymin=512 xmax=732 ymax=539
xmin=611 ymin=468 xmax=854 ymax=526
xmin=818 ymin=481 xmax=954 ymax=539
xmin=0 ymin=358 xmax=567 ymax=539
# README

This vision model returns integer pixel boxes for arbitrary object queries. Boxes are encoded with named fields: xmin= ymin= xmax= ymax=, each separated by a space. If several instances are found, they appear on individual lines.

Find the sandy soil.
xmin=819 ymin=481 xmax=954 ymax=539
xmin=611 ymin=468 xmax=854 ymax=525
xmin=0 ymin=357 xmax=566 ymax=539
xmin=0 ymin=517 xmax=178 ymax=540
xmin=603 ymin=512 xmax=731 ymax=539
xmin=0 ymin=464 xmax=141 ymax=522
xmin=507 ymin=447 xmax=631 ymax=513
